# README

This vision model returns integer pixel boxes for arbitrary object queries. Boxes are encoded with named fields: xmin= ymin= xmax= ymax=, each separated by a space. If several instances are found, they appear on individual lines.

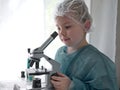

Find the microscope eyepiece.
xmin=51 ymin=31 xmax=58 ymax=39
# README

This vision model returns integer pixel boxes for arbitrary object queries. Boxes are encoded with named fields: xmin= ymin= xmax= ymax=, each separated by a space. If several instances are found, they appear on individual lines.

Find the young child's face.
xmin=55 ymin=16 xmax=86 ymax=48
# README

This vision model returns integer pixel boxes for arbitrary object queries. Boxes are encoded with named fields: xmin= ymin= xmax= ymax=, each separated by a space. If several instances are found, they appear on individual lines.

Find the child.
xmin=51 ymin=0 xmax=119 ymax=90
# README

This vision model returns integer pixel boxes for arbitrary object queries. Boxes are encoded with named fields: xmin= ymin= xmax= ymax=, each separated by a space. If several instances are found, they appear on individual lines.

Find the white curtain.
xmin=90 ymin=0 xmax=118 ymax=61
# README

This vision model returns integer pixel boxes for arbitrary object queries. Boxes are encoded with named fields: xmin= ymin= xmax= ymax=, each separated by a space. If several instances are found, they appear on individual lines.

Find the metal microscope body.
xmin=26 ymin=31 xmax=60 ymax=90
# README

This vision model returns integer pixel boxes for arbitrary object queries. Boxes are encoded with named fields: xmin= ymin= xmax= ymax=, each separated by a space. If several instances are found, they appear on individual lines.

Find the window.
xmin=0 ymin=0 xmax=91 ymax=80
xmin=0 ymin=0 xmax=44 ymax=80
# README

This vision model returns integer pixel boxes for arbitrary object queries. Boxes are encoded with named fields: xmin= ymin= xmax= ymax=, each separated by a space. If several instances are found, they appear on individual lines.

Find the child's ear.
xmin=84 ymin=20 xmax=91 ymax=32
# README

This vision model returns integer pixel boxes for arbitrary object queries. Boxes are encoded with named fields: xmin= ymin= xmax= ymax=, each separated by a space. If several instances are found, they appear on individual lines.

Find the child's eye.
xmin=65 ymin=25 xmax=71 ymax=29
xmin=57 ymin=27 xmax=60 ymax=31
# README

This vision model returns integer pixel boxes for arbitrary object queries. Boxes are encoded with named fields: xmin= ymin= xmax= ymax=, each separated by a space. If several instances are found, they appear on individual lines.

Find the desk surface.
xmin=0 ymin=79 xmax=32 ymax=90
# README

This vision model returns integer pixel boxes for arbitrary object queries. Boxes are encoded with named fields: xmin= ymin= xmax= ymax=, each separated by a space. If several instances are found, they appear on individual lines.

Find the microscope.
xmin=26 ymin=31 xmax=60 ymax=90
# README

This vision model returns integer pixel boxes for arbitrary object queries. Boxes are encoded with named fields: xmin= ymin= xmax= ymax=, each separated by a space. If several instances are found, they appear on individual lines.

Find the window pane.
xmin=0 ymin=0 xmax=44 ymax=80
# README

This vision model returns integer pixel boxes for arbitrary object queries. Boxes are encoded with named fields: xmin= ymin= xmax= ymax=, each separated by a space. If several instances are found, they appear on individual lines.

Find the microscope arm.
xmin=42 ymin=54 xmax=60 ymax=73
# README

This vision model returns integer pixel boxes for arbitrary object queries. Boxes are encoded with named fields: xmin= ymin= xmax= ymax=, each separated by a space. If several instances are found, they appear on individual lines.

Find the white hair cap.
xmin=55 ymin=0 xmax=92 ymax=24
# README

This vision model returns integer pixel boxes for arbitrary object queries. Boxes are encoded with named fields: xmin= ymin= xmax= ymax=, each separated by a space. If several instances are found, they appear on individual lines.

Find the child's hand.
xmin=51 ymin=72 xmax=71 ymax=90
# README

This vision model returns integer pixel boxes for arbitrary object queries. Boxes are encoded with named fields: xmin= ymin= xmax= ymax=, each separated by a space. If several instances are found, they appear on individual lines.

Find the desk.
xmin=0 ymin=79 xmax=32 ymax=90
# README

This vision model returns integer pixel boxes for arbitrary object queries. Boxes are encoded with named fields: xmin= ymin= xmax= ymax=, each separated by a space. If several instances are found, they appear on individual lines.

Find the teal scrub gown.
xmin=55 ymin=44 xmax=119 ymax=90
